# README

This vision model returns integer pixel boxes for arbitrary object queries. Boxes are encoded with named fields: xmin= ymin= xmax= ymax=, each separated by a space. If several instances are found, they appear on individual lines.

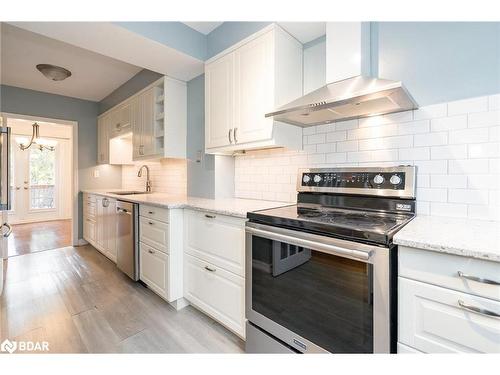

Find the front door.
xmin=9 ymin=140 xmax=58 ymax=224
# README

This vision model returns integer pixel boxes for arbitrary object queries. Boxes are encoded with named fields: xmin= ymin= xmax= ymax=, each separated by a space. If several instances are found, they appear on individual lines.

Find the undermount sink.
xmin=106 ymin=191 xmax=149 ymax=195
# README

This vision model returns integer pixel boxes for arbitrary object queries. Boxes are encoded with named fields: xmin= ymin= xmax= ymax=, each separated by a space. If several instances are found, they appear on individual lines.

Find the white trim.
xmin=1 ymin=112 xmax=79 ymax=247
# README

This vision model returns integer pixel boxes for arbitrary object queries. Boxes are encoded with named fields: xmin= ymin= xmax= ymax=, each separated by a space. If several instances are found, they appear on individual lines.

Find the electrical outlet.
xmin=93 ymin=169 xmax=100 ymax=178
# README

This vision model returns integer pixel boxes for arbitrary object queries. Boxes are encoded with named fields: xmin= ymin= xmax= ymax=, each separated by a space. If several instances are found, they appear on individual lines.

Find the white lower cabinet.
xmin=140 ymin=242 xmax=169 ymax=299
xmin=398 ymin=247 xmax=500 ymax=353
xmin=183 ymin=209 xmax=247 ymax=338
xmin=138 ymin=205 xmax=183 ymax=306
xmin=184 ymin=254 xmax=245 ymax=338
xmin=83 ymin=194 xmax=117 ymax=262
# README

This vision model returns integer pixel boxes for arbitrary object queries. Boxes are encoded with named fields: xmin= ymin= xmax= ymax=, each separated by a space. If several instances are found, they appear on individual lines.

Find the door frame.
xmin=1 ymin=112 xmax=79 ymax=248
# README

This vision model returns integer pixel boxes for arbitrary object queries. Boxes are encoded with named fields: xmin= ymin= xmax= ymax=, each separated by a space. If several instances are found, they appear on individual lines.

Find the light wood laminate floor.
xmin=0 ymin=245 xmax=244 ymax=353
xmin=8 ymin=220 xmax=72 ymax=257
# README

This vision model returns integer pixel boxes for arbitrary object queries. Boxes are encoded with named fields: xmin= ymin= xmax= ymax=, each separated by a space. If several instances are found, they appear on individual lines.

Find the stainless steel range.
xmin=245 ymin=166 xmax=417 ymax=354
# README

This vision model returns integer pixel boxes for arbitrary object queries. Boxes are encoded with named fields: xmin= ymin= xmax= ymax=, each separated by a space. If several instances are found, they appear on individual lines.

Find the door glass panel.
xmin=251 ymin=236 xmax=374 ymax=353
xmin=29 ymin=148 xmax=55 ymax=210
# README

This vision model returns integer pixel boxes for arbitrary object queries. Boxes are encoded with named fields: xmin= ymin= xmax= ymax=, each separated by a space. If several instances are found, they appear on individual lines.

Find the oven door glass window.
xmin=251 ymin=235 xmax=374 ymax=353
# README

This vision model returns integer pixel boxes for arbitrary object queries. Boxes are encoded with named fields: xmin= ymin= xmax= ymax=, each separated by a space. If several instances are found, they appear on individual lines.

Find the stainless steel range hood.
xmin=266 ymin=76 xmax=418 ymax=127
xmin=266 ymin=23 xmax=418 ymax=127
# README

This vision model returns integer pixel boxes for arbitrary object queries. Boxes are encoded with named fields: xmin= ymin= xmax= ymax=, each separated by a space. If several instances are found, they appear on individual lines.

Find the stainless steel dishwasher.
xmin=116 ymin=200 xmax=139 ymax=280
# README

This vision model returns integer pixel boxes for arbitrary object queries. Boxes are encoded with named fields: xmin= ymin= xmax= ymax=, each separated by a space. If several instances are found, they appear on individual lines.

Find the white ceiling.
xmin=1 ymin=24 xmax=143 ymax=101
xmin=278 ymin=22 xmax=326 ymax=44
xmin=183 ymin=22 xmax=223 ymax=35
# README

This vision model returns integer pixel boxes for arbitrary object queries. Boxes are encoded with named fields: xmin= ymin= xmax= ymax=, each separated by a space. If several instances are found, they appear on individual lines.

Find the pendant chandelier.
xmin=18 ymin=122 xmax=55 ymax=151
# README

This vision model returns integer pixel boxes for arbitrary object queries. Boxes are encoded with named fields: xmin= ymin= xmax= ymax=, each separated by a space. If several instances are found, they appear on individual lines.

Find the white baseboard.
xmin=169 ymin=297 xmax=190 ymax=311
xmin=77 ymin=238 xmax=88 ymax=246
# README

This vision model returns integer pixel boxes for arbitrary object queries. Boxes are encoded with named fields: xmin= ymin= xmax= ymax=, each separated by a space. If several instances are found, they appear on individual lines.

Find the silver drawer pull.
xmin=148 ymin=249 xmax=155 ymax=254
xmin=148 ymin=221 xmax=154 ymax=225
xmin=458 ymin=300 xmax=500 ymax=319
xmin=2 ymin=223 xmax=13 ymax=238
xmin=205 ymin=214 xmax=216 ymax=219
xmin=457 ymin=271 xmax=500 ymax=286
xmin=204 ymin=266 xmax=216 ymax=272
xmin=148 ymin=211 xmax=154 ymax=214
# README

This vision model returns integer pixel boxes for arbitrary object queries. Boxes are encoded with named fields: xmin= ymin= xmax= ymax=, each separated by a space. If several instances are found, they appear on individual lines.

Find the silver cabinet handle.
xmin=234 ymin=127 xmax=238 ymax=143
xmin=148 ymin=249 xmax=155 ymax=254
xmin=458 ymin=300 xmax=500 ymax=319
xmin=148 ymin=221 xmax=154 ymax=225
xmin=228 ymin=128 xmax=233 ymax=144
xmin=15 ymin=187 xmax=20 ymax=190
xmin=148 ymin=211 xmax=154 ymax=214
xmin=102 ymin=198 xmax=109 ymax=207
xmin=204 ymin=265 xmax=216 ymax=272
xmin=457 ymin=271 xmax=500 ymax=286
xmin=2 ymin=222 xmax=12 ymax=237
xmin=205 ymin=214 xmax=216 ymax=219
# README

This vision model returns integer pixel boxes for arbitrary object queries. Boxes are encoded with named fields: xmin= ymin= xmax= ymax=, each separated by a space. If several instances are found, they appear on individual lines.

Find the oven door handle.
xmin=246 ymin=226 xmax=373 ymax=261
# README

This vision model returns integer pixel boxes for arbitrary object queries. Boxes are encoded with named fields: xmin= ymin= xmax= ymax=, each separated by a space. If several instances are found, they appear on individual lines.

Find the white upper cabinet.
xmin=98 ymin=76 xmax=187 ymax=164
xmin=205 ymin=53 xmax=234 ymax=149
xmin=205 ymin=24 xmax=303 ymax=154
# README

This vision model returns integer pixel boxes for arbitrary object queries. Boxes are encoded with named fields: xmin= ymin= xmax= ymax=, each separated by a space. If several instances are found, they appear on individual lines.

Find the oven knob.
xmin=313 ymin=175 xmax=322 ymax=183
xmin=390 ymin=174 xmax=402 ymax=185
xmin=303 ymin=175 xmax=311 ymax=183
xmin=373 ymin=174 xmax=384 ymax=185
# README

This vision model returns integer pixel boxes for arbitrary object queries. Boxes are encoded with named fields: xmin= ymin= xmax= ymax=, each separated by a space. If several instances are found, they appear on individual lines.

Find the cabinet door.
xmin=105 ymin=200 xmax=117 ymax=262
xmin=184 ymin=254 xmax=245 ymax=338
xmin=140 ymin=242 xmax=169 ymax=299
xmin=83 ymin=217 xmax=95 ymax=244
xmin=233 ymin=30 xmax=274 ymax=144
xmin=95 ymin=197 xmax=105 ymax=251
xmin=130 ymin=96 xmax=142 ymax=159
xmin=97 ymin=116 xmax=109 ymax=164
xmin=205 ymin=53 xmax=234 ymax=149
xmin=139 ymin=88 xmax=156 ymax=157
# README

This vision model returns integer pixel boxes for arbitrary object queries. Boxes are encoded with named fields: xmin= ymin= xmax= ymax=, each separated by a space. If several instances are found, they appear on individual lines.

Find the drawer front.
xmin=399 ymin=277 xmax=500 ymax=353
xmin=140 ymin=205 xmax=169 ymax=223
xmin=84 ymin=193 xmax=96 ymax=203
xmin=184 ymin=254 xmax=245 ymax=338
xmin=399 ymin=246 xmax=500 ymax=302
xmin=184 ymin=210 xmax=245 ymax=276
xmin=139 ymin=216 xmax=169 ymax=253
xmin=140 ymin=242 xmax=169 ymax=299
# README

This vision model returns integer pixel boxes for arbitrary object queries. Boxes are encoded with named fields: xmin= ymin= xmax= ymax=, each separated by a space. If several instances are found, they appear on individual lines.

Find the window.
xmin=29 ymin=148 xmax=56 ymax=210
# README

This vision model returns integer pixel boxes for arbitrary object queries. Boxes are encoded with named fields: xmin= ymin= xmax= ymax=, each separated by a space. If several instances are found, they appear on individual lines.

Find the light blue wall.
xmin=186 ymin=74 xmax=215 ymax=198
xmin=0 ymin=84 xmax=122 ymax=238
xmin=115 ymin=22 xmax=207 ymax=61
xmin=206 ymin=22 xmax=271 ymax=59
xmin=375 ymin=22 xmax=500 ymax=106
xmin=99 ymin=69 xmax=163 ymax=114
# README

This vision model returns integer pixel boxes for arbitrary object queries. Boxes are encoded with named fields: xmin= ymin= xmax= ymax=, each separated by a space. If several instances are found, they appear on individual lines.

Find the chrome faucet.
xmin=137 ymin=165 xmax=152 ymax=193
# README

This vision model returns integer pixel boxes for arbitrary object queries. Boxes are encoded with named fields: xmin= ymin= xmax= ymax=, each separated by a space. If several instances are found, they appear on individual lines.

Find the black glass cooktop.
xmin=248 ymin=205 xmax=414 ymax=245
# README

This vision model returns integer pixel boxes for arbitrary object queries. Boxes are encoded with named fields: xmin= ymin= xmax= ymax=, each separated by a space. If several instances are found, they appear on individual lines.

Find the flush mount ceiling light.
xmin=36 ymin=64 xmax=72 ymax=81
xmin=18 ymin=122 xmax=55 ymax=151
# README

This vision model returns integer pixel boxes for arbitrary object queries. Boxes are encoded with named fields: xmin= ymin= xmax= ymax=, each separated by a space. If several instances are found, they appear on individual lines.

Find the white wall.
xmin=235 ymin=93 xmax=500 ymax=221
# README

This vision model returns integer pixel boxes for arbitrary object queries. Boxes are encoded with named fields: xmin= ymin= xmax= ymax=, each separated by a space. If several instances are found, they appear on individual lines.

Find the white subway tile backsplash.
xmin=399 ymin=147 xmax=430 ymax=160
xmin=431 ymin=174 xmax=467 ymax=188
xmin=414 ymin=132 xmax=448 ymax=147
xmin=431 ymin=145 xmax=468 ymax=160
xmin=359 ymin=136 xmax=413 ymax=151
xmin=447 ymin=96 xmax=488 ymax=115
xmin=448 ymin=189 xmax=488 ymax=205
xmin=431 ymin=115 xmax=467 ymax=132
xmin=468 ymin=111 xmax=500 ymax=128
xmin=234 ymin=94 xmax=500 ymax=221
xmin=448 ymin=128 xmax=489 ymax=144
xmin=413 ymin=103 xmax=447 ymax=120
xmin=397 ymin=120 xmax=430 ymax=135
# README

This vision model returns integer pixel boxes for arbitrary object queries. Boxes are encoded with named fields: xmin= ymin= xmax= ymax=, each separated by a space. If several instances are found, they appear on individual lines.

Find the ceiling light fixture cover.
xmin=36 ymin=64 xmax=72 ymax=81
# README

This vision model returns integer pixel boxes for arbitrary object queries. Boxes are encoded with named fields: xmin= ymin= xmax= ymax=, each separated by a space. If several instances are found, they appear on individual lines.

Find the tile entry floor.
xmin=0 ymin=245 xmax=244 ymax=353
xmin=7 ymin=219 xmax=72 ymax=257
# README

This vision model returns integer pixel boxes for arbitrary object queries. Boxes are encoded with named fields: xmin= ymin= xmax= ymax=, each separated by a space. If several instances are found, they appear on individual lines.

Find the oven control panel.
xmin=297 ymin=166 xmax=416 ymax=198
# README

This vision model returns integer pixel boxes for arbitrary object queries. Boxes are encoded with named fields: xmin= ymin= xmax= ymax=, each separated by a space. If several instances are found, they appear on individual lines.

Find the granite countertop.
xmin=394 ymin=216 xmax=500 ymax=262
xmin=82 ymin=189 xmax=293 ymax=219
